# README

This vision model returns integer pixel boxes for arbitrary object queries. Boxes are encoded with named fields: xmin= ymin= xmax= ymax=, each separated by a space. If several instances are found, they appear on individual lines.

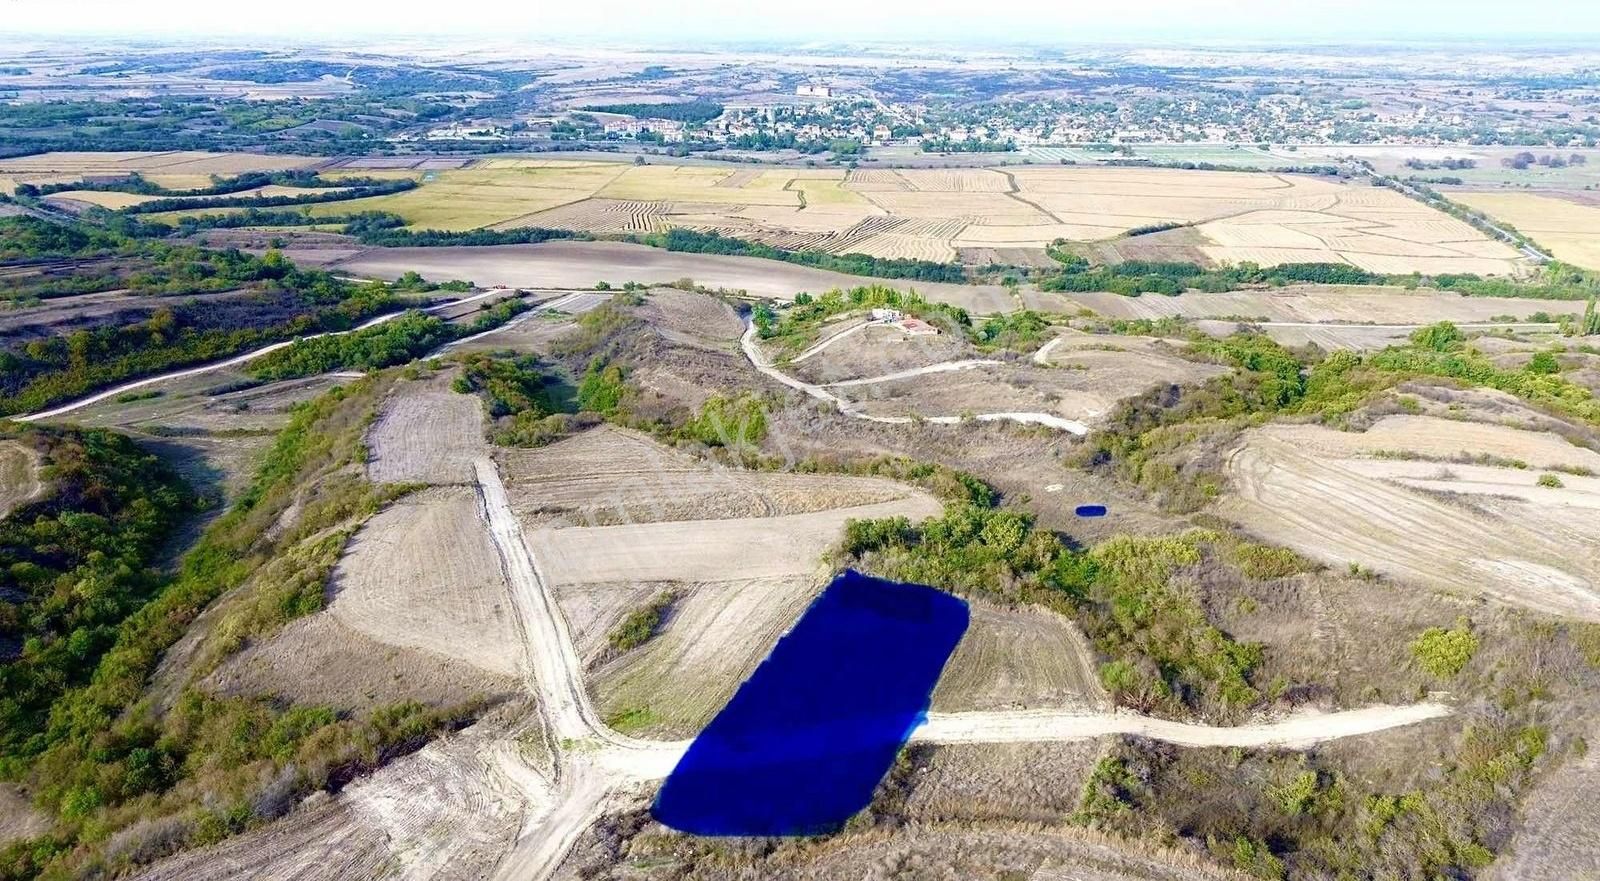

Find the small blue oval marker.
xmin=1075 ymin=504 xmax=1108 ymax=517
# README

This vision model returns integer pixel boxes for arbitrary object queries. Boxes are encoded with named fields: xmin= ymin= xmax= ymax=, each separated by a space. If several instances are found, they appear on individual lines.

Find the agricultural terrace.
xmin=121 ymin=157 xmax=1528 ymax=276
xmin=1452 ymin=191 xmax=1600 ymax=271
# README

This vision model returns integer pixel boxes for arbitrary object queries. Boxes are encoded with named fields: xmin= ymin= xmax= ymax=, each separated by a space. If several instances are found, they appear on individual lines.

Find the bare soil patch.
xmin=497 ymin=426 xmax=918 ymax=527
xmin=0 ymin=784 xmax=49 ymax=846
xmin=332 ymin=241 xmax=1018 ymax=313
xmin=789 ymin=319 xmax=975 ymax=385
xmin=132 ymin=701 xmax=531 ymax=881
xmin=328 ymin=486 xmax=524 ymax=678
xmin=366 ymin=384 xmax=486 ymax=485
xmin=837 ymin=337 xmax=1220 ymax=428
xmin=1489 ymin=726 xmax=1600 ymax=881
xmin=592 ymin=575 xmax=821 ymax=737
xmin=207 ymin=612 xmax=519 ymax=712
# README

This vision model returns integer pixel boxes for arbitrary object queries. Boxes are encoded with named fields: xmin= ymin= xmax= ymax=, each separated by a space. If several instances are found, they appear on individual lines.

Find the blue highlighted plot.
xmin=1075 ymin=504 xmax=1108 ymax=517
xmin=652 ymin=570 xmax=969 ymax=836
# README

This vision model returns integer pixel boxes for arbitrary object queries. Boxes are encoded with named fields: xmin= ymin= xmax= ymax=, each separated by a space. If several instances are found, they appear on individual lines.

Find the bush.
xmin=608 ymin=591 xmax=677 ymax=651
xmin=677 ymin=394 xmax=766 ymax=448
xmin=1410 ymin=321 xmax=1465 ymax=352
xmin=1538 ymin=473 xmax=1565 ymax=488
xmin=1527 ymin=351 xmax=1560 ymax=374
xmin=1411 ymin=621 xmax=1479 ymax=678
xmin=576 ymin=358 xmax=628 ymax=415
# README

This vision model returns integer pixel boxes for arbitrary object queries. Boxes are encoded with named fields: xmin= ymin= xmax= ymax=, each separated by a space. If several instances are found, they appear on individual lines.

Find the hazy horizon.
xmin=6 ymin=0 xmax=1600 ymax=43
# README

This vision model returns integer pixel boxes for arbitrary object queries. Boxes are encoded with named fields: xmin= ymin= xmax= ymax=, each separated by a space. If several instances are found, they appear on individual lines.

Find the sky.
xmin=4 ymin=0 xmax=1600 ymax=42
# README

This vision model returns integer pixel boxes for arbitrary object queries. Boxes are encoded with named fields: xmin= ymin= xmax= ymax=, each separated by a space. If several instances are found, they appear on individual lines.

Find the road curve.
xmin=13 ymin=291 xmax=525 ymax=423
xmin=740 ymin=323 xmax=1089 ymax=435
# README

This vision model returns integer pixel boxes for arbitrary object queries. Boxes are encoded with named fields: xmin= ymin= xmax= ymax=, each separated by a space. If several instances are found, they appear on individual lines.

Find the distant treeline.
xmin=347 ymin=223 xmax=584 ymax=248
xmin=582 ymin=101 xmax=724 ymax=123
xmin=634 ymin=228 xmax=969 ymax=284
xmin=1097 ymin=158 xmax=1342 ymax=176
xmin=1040 ymin=248 xmax=1600 ymax=301
xmin=118 ymin=177 xmax=416 ymax=215
xmin=24 ymin=170 xmax=382 ymax=199
xmin=920 ymin=136 xmax=1017 ymax=153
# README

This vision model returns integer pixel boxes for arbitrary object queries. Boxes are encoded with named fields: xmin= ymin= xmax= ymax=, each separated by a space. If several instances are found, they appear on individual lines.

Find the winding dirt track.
xmin=470 ymin=454 xmax=1453 ymax=880
xmin=740 ymin=323 xmax=1090 ymax=435
xmin=15 ymin=289 xmax=521 ymax=424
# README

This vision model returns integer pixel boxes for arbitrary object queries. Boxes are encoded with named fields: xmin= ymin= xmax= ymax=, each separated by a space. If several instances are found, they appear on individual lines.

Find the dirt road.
xmin=17 ymin=292 xmax=519 ymax=424
xmin=469 ymin=451 xmax=1453 ymax=880
xmin=741 ymin=323 xmax=1089 ymax=435
xmin=913 ymin=703 xmax=1451 ymax=748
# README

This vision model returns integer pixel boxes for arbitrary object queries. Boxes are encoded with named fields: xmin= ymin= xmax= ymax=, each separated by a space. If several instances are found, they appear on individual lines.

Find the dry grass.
xmin=1488 ymin=725 xmax=1600 ymax=881
xmin=0 ymin=784 xmax=49 ymax=847
xmin=1063 ymin=285 xmax=1573 ymax=324
xmin=0 ymin=439 xmax=43 ymax=520
xmin=1454 ymin=191 xmax=1600 ymax=271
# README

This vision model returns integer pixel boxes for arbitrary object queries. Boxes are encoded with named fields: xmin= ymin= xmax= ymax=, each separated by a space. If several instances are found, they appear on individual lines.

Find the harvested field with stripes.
xmin=493 ymin=425 xmax=948 ymax=736
xmin=1218 ymin=413 xmax=1600 ymax=620
xmin=165 ymin=158 xmax=1529 ymax=274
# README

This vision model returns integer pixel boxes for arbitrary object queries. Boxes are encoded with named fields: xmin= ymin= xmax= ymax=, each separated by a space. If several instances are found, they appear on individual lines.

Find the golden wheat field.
xmin=357 ymin=162 xmax=1529 ymax=273
xmin=1 ymin=152 xmax=1532 ymax=275
xmin=1451 ymin=192 xmax=1600 ymax=271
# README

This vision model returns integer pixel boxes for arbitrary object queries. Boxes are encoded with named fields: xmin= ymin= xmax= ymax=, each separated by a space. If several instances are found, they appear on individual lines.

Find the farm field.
xmin=0 ymin=150 xmax=323 ymax=194
xmin=496 ymin=425 xmax=948 ymax=736
xmin=41 ymin=184 xmax=350 ymax=213
xmin=206 ymin=158 xmax=1532 ymax=274
xmin=1278 ymin=144 xmax=1600 ymax=189
xmin=1061 ymin=284 xmax=1583 ymax=324
xmin=1217 ymin=413 xmax=1600 ymax=620
xmin=1452 ymin=191 xmax=1600 ymax=271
